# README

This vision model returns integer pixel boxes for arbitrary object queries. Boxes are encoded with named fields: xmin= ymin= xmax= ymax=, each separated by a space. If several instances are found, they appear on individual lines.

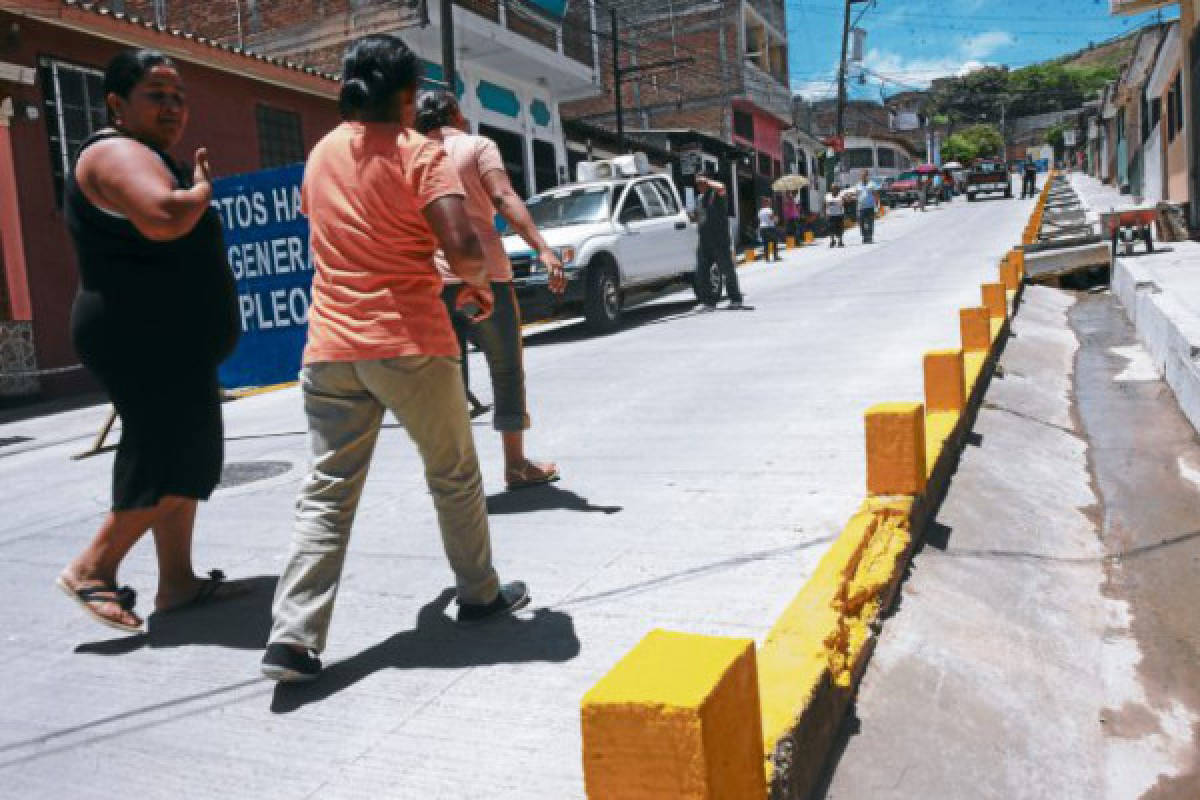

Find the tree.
xmin=958 ymin=124 xmax=1005 ymax=159
xmin=1045 ymin=121 xmax=1069 ymax=158
xmin=942 ymin=133 xmax=977 ymax=164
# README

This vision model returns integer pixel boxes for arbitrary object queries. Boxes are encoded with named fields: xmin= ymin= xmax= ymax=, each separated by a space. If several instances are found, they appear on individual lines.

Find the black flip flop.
xmin=57 ymin=576 xmax=142 ymax=633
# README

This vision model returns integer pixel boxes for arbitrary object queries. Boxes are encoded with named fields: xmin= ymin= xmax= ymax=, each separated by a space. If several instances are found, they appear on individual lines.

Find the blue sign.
xmin=210 ymin=163 xmax=311 ymax=389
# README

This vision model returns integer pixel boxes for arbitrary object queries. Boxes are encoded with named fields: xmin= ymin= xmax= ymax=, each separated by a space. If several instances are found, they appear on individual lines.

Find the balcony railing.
xmin=452 ymin=0 xmax=595 ymax=69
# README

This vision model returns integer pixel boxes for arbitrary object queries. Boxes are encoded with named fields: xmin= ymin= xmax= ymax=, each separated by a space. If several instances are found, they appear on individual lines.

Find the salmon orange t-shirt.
xmin=431 ymin=128 xmax=513 ymax=284
xmin=301 ymin=121 xmax=465 ymax=364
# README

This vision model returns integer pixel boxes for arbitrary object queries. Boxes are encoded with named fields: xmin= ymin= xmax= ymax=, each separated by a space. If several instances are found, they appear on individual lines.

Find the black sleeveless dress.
xmin=67 ymin=130 xmax=240 ymax=510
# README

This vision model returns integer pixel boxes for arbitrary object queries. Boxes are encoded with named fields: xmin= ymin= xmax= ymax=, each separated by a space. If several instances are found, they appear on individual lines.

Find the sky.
xmin=786 ymin=0 xmax=1181 ymax=100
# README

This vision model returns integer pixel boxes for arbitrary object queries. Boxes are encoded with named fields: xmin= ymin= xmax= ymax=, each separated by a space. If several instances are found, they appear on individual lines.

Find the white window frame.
xmin=45 ymin=59 xmax=107 ymax=187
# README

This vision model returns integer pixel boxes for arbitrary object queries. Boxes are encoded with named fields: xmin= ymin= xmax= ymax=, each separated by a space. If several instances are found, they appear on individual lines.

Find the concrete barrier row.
xmin=579 ymin=190 xmax=1043 ymax=800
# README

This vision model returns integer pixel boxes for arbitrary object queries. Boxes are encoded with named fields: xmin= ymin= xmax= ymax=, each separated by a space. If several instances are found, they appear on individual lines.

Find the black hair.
xmin=103 ymin=49 xmax=174 ymax=122
xmin=414 ymin=90 xmax=459 ymax=134
xmin=338 ymin=34 xmax=420 ymax=121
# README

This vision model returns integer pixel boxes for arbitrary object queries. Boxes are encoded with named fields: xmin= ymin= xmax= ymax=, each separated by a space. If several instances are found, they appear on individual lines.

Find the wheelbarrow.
xmin=1100 ymin=208 xmax=1157 ymax=257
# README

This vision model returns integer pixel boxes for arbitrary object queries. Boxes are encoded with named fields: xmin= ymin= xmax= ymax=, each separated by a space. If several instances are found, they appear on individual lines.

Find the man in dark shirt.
xmin=1021 ymin=161 xmax=1038 ymax=199
xmin=695 ymin=174 xmax=746 ymax=311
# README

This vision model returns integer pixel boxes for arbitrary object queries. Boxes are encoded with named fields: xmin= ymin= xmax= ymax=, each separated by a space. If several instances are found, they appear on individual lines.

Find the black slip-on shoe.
xmin=457 ymin=581 xmax=530 ymax=625
xmin=261 ymin=643 xmax=322 ymax=682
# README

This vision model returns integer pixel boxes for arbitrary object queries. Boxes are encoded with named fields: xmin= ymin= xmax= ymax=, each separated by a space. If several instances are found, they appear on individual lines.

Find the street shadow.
xmin=522 ymin=299 xmax=702 ymax=348
xmin=73 ymin=575 xmax=277 ymax=655
xmin=964 ymin=431 xmax=984 ymax=448
xmin=270 ymin=589 xmax=580 ymax=713
xmin=811 ymin=702 xmax=864 ymax=799
xmin=923 ymin=520 xmax=954 ymax=552
xmin=486 ymin=484 xmax=622 ymax=515
xmin=1120 ymin=246 xmax=1175 ymax=258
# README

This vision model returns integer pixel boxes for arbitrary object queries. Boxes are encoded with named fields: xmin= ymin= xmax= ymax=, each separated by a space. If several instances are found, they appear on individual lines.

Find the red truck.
xmin=966 ymin=159 xmax=1013 ymax=201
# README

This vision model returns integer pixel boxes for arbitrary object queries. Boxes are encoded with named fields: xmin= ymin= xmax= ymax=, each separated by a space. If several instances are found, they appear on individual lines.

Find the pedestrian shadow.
xmin=486 ymin=484 xmax=622 ymax=515
xmin=73 ymin=575 xmax=277 ymax=655
xmin=269 ymin=589 xmax=580 ymax=713
xmin=522 ymin=299 xmax=700 ymax=348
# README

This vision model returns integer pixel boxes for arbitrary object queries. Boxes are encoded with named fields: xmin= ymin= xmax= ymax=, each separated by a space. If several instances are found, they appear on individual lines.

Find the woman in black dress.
xmin=56 ymin=50 xmax=241 ymax=633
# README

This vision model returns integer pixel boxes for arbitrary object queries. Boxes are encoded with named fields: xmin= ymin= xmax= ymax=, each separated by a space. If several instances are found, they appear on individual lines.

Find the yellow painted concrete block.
xmin=963 ymin=350 xmax=986 ymax=397
xmin=924 ymin=348 xmax=966 ymax=413
xmin=582 ymin=630 xmax=766 ymax=800
xmin=981 ymin=283 xmax=1007 ymax=319
xmin=1009 ymin=248 xmax=1025 ymax=276
xmin=925 ymin=410 xmax=960 ymax=479
xmin=1000 ymin=259 xmax=1021 ymax=290
xmin=787 ymin=236 xmax=797 ymax=249
xmin=960 ymin=307 xmax=991 ymax=352
xmin=745 ymin=249 xmax=757 ymax=262
xmin=865 ymin=402 xmax=927 ymax=496
xmin=804 ymin=231 xmax=814 ymax=243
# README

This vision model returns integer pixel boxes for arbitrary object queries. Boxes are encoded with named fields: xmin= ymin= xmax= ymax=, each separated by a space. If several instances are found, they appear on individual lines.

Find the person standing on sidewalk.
xmin=695 ymin=173 xmax=747 ymax=310
xmin=57 ymin=49 xmax=242 ymax=634
xmin=416 ymin=90 xmax=564 ymax=490
xmin=261 ymin=34 xmax=528 ymax=683
xmin=757 ymin=197 xmax=782 ymax=262
xmin=851 ymin=170 xmax=878 ymax=244
xmin=1021 ymin=161 xmax=1038 ymax=199
xmin=825 ymin=184 xmax=846 ymax=247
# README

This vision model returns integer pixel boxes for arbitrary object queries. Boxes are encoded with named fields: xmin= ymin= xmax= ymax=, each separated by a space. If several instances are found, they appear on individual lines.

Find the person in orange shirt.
xmin=416 ymin=91 xmax=565 ymax=490
xmin=261 ymin=35 xmax=528 ymax=683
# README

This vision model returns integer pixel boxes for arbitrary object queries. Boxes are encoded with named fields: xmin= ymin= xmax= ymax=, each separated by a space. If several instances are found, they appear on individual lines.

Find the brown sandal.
xmin=505 ymin=461 xmax=561 ymax=491
xmin=57 ymin=575 xmax=143 ymax=633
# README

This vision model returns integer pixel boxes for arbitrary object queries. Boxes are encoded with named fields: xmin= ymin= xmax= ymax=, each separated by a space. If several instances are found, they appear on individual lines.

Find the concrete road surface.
xmin=0 ymin=188 xmax=1032 ymax=798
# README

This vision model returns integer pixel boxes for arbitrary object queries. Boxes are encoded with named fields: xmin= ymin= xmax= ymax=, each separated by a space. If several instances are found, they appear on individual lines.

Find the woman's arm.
xmin=480 ymin=168 xmax=565 ymax=294
xmin=77 ymin=139 xmax=213 ymax=242
xmin=424 ymin=195 xmax=487 ymax=288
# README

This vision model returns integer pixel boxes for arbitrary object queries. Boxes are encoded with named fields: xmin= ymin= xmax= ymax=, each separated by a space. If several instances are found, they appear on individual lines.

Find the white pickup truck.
xmin=504 ymin=154 xmax=721 ymax=333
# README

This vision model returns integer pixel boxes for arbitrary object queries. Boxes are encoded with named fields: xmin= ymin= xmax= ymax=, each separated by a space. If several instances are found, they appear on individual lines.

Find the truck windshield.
xmin=527 ymin=187 xmax=611 ymax=229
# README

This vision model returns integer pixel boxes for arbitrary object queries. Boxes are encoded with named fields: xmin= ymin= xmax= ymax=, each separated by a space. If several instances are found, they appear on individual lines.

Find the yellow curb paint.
xmin=924 ymin=349 xmax=966 ymax=413
xmin=582 ymin=630 xmax=766 ymax=800
xmin=865 ymin=402 xmax=927 ymax=497
xmin=960 ymin=307 xmax=991 ymax=352
xmin=981 ymin=283 xmax=1007 ymax=319
xmin=963 ymin=350 xmax=987 ymax=397
xmin=989 ymin=316 xmax=1005 ymax=342
xmin=1009 ymin=248 xmax=1025 ymax=276
xmin=227 ymin=381 xmax=298 ymax=399
xmin=759 ymin=498 xmax=914 ymax=755
xmin=925 ymin=410 xmax=960 ymax=480
xmin=1000 ymin=259 xmax=1021 ymax=291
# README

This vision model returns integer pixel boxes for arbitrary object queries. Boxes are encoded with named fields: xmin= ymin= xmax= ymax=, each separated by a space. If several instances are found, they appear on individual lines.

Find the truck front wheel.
xmin=584 ymin=260 xmax=622 ymax=334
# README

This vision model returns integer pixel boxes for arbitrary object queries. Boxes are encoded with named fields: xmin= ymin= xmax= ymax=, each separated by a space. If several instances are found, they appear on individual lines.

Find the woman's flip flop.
xmin=56 ymin=575 xmax=143 ymax=633
xmin=505 ymin=462 xmax=561 ymax=491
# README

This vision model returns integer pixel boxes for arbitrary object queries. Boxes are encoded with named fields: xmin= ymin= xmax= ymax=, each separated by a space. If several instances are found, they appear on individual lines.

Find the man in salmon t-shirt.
xmin=262 ymin=35 xmax=529 ymax=684
xmin=417 ymin=91 xmax=566 ymax=491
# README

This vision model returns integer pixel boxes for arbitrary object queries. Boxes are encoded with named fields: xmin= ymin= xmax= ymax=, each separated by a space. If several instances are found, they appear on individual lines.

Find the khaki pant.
xmin=269 ymin=356 xmax=499 ymax=653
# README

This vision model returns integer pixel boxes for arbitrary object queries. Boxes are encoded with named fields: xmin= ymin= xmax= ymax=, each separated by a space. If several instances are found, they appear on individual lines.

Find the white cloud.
xmin=854 ymin=29 xmax=1016 ymax=90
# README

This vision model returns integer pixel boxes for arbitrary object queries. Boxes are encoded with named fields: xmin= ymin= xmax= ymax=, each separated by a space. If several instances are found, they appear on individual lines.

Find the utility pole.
xmin=835 ymin=0 xmax=852 ymax=144
xmin=611 ymin=7 xmax=624 ymax=152
xmin=441 ymin=0 xmax=456 ymax=93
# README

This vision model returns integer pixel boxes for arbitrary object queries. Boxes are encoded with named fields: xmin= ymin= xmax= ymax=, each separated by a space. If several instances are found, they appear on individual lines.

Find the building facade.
xmin=102 ymin=0 xmax=603 ymax=200
xmin=560 ymin=0 xmax=791 ymax=241
xmin=0 ymin=2 xmax=342 ymax=399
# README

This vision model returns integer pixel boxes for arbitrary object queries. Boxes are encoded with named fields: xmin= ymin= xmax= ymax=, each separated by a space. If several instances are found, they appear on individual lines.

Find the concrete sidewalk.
xmin=1071 ymin=172 xmax=1200 ymax=434
xmin=821 ymin=285 xmax=1200 ymax=798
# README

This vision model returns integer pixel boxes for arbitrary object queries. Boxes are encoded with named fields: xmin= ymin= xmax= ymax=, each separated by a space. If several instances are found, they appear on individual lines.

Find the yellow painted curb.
xmin=583 ymin=630 xmax=766 ymax=800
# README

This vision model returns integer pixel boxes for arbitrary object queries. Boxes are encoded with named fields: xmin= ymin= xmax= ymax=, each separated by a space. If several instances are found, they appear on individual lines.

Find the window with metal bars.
xmin=38 ymin=58 xmax=107 ymax=206
xmin=255 ymin=104 xmax=305 ymax=169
